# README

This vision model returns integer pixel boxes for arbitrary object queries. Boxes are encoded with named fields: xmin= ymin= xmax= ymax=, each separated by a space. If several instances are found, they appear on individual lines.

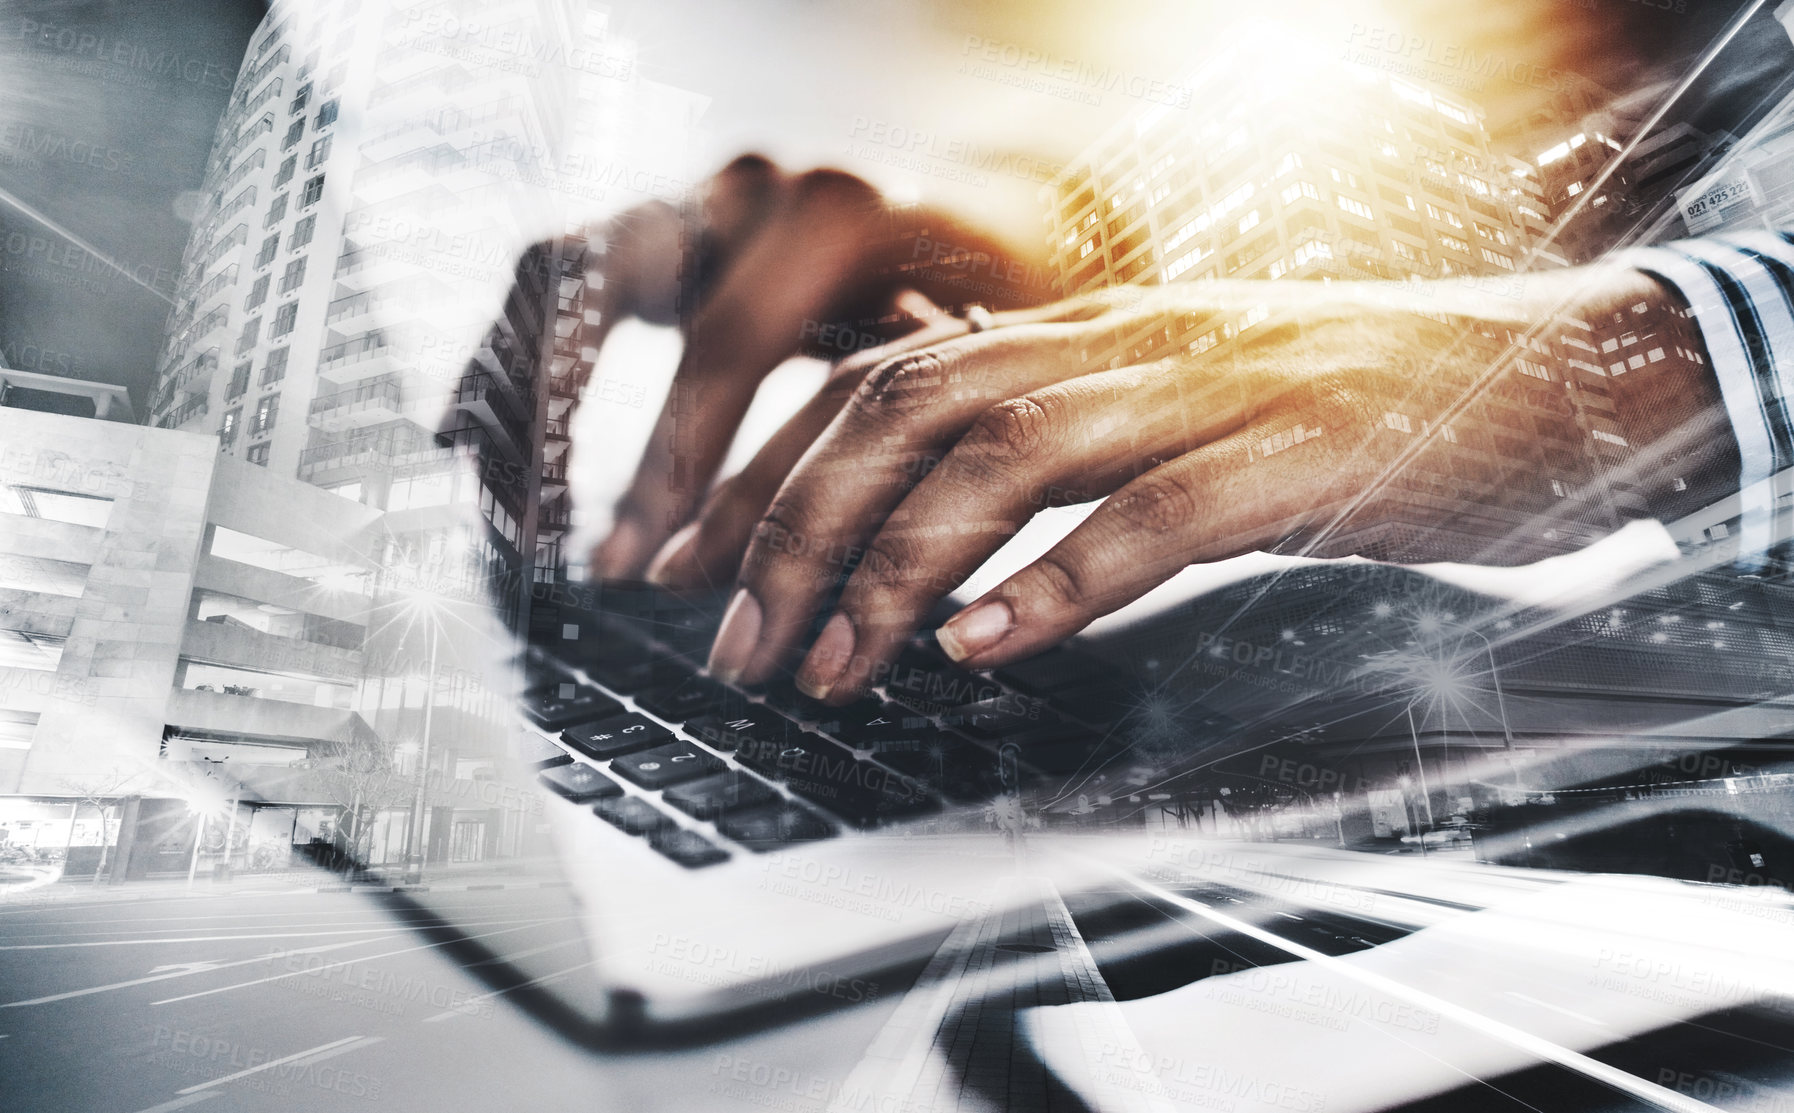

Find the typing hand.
xmin=677 ymin=267 xmax=1731 ymax=704
xmin=585 ymin=154 xmax=1053 ymax=579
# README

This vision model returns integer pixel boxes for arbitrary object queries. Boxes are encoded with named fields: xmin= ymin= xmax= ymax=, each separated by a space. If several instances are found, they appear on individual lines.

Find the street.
xmin=0 ymin=879 xmax=902 ymax=1113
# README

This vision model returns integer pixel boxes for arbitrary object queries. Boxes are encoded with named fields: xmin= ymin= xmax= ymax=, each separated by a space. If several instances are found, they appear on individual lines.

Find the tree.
xmin=58 ymin=766 xmax=144 ymax=879
xmin=316 ymin=731 xmax=409 ymax=874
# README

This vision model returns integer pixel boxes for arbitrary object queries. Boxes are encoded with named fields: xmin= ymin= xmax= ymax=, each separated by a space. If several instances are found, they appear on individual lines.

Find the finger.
xmin=792 ymin=360 xmax=1255 ymax=702
xmin=706 ymin=323 xmax=1104 ymax=686
xmin=593 ymin=170 xmax=892 ymax=578
xmin=931 ymin=422 xmax=1352 ymax=669
xmin=646 ymin=291 xmax=965 ymax=590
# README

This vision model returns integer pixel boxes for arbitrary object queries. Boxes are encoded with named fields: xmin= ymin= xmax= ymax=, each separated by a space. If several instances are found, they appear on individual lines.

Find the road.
xmin=0 ymin=883 xmax=902 ymax=1113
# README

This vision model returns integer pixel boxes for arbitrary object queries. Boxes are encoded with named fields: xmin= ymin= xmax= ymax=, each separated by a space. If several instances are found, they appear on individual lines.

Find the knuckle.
xmin=1109 ymin=472 xmax=1200 ymax=537
xmin=851 ymin=350 xmax=948 ymax=423
xmin=746 ymin=495 xmax=816 ymax=566
xmin=966 ymin=396 xmax=1057 ymax=464
xmin=1028 ymin=550 xmax=1091 ymax=607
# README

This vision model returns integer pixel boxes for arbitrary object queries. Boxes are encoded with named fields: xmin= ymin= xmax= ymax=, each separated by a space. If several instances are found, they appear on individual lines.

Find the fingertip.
xmin=645 ymin=522 xmax=704 ymax=587
xmin=937 ymin=599 xmax=1013 ymax=664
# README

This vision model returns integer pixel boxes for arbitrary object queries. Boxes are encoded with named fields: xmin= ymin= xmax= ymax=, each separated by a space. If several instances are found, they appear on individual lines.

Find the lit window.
xmin=251 ymin=394 xmax=280 ymax=435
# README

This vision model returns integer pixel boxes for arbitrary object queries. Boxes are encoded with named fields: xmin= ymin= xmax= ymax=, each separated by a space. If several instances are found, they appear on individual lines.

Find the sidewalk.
xmin=0 ymin=859 xmax=569 ymax=906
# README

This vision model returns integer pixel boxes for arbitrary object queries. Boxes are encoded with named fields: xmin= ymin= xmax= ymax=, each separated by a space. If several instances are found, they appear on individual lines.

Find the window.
xmin=227 ymin=362 xmax=251 ymax=400
xmin=1479 ymin=247 xmax=1513 ymax=271
xmin=324 ymin=62 xmax=346 ymax=90
xmin=244 ymin=274 xmax=270 ymax=310
xmin=316 ymin=99 xmax=338 ymax=128
xmin=290 ymin=215 xmax=315 ymax=250
xmin=1280 ymin=181 xmax=1320 ymax=205
xmin=305 ymin=135 xmax=331 ymax=170
xmin=278 ymin=257 xmax=306 ymax=294
xmin=255 ymin=233 xmax=279 ymax=268
xmin=251 ymin=394 xmax=280 ymax=435
xmin=300 ymin=175 xmax=324 ymax=207
xmin=290 ymin=82 xmax=311 ymax=114
xmin=246 ymin=444 xmax=270 ymax=466
xmin=282 ymin=118 xmax=305 ymax=150
xmin=235 ymin=317 xmax=261 ymax=356
xmin=261 ymin=347 xmax=289 ymax=386
xmin=274 ymin=154 xmax=296 ymax=188
xmin=271 ymin=302 xmax=298 ymax=338
xmin=1383 ymin=411 xmax=1413 ymax=433
xmin=1438 ymin=233 xmax=1472 ymax=255
xmin=1238 ymin=210 xmax=1260 ymax=235
xmin=264 ymin=193 xmax=287 ymax=228
xmin=1391 ymin=240 xmax=1417 ymax=261
xmin=220 ymin=408 xmax=240 ymax=448
xmin=1336 ymin=195 xmax=1374 ymax=221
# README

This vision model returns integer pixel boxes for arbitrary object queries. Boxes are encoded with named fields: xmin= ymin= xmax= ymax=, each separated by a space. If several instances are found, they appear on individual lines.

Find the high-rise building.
xmin=145 ymin=0 xmax=639 ymax=631
xmin=1035 ymin=33 xmax=1693 ymax=561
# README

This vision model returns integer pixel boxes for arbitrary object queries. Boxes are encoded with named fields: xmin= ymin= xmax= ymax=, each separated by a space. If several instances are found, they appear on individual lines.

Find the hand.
xmin=676 ymin=266 xmax=1731 ymax=704
xmin=582 ymin=154 xmax=1056 ymax=578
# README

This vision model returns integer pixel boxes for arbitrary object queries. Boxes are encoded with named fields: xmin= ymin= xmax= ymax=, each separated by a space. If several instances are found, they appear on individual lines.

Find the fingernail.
xmin=708 ymin=589 xmax=762 ymax=684
xmin=796 ymin=613 xmax=855 ymax=700
xmin=646 ymin=522 xmax=702 ymax=586
xmin=937 ymin=600 xmax=1012 ymax=662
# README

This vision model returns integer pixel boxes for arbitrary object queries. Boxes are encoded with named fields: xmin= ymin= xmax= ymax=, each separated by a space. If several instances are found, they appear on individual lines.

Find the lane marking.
xmin=127 ymin=1092 xmax=221 ymax=1113
xmin=150 ymin=918 xmax=572 ymax=1005
xmin=2 ymin=936 xmax=400 ymax=1008
xmin=421 ymin=958 xmax=596 ymax=1022
xmin=0 ymin=915 xmax=551 ymax=949
xmin=175 ymin=1035 xmax=379 ymax=1095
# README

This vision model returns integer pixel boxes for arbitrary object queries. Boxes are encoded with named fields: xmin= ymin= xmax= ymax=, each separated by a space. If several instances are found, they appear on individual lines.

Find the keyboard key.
xmin=945 ymin=692 xmax=1059 ymax=740
xmin=514 ymin=732 xmax=573 ymax=770
xmin=742 ymin=733 xmax=935 ymax=826
xmin=649 ymin=827 xmax=730 ymax=868
xmin=522 ymin=682 xmax=622 ymax=730
xmin=634 ymin=675 xmax=728 ymax=722
xmin=590 ymin=653 xmax=686 ymax=694
xmin=819 ymin=700 xmax=932 ymax=749
xmin=611 ymin=740 xmax=727 ymax=790
xmin=562 ymin=713 xmax=673 ymax=760
xmin=686 ymin=707 xmax=791 ymax=753
xmin=884 ymin=645 xmax=1000 ymax=713
xmin=875 ymin=739 xmax=1002 ymax=803
xmin=593 ymin=794 xmax=675 ymax=835
xmin=662 ymin=772 xmax=779 ymax=821
xmin=755 ymin=677 xmax=829 ymax=720
xmin=715 ymin=803 xmax=835 ymax=852
xmin=538 ymin=763 xmax=622 ymax=801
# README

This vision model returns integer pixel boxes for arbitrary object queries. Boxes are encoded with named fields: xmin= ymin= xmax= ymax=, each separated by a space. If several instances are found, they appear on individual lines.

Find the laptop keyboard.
xmin=516 ymin=584 xmax=1135 ymax=869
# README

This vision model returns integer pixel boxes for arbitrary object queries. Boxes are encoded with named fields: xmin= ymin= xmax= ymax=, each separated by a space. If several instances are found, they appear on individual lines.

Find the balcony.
xmin=446 ymin=369 xmax=530 ymax=453
xmin=157 ymin=392 xmax=209 ymax=431
xmin=308 ymin=374 xmax=407 ymax=431
xmin=319 ymin=331 xmax=398 ymax=377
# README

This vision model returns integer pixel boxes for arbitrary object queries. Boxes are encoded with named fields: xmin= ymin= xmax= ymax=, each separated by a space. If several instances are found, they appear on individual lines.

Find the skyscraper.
xmin=1037 ymin=32 xmax=1684 ymax=561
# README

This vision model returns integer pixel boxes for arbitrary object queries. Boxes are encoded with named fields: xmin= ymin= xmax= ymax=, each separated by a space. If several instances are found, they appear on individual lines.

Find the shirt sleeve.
xmin=1624 ymin=232 xmax=1794 ymax=561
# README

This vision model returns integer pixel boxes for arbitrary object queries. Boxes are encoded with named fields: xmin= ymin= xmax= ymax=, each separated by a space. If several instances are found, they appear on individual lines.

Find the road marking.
xmin=150 ymin=918 xmax=571 ymax=1005
xmin=127 ymin=1091 xmax=221 ymax=1112
xmin=421 ymin=959 xmax=596 ymax=1022
xmin=2 ymin=936 xmax=400 ymax=1008
xmin=0 ymin=914 xmax=550 ymax=949
xmin=175 ymin=1035 xmax=379 ymax=1095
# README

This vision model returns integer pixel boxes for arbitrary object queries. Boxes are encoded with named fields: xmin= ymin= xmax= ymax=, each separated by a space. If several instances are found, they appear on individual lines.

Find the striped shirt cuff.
xmin=1624 ymin=233 xmax=1794 ymax=563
